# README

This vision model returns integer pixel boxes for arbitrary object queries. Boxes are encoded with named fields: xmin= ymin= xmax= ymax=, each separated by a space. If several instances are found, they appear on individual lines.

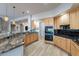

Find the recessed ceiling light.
xmin=26 ymin=10 xmax=29 ymax=14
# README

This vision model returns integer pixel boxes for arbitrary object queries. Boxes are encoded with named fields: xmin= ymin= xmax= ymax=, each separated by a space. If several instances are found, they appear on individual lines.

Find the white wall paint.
xmin=32 ymin=3 xmax=73 ymax=20
xmin=11 ymin=3 xmax=73 ymax=22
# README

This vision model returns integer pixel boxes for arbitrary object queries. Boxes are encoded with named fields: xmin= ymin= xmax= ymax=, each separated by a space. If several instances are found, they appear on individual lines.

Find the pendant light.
xmin=12 ymin=6 xmax=16 ymax=25
xmin=3 ymin=4 xmax=9 ymax=22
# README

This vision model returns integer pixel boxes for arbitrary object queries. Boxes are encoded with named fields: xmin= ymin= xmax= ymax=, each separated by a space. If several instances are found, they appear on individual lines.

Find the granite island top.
xmin=0 ymin=33 xmax=24 ymax=54
xmin=0 ymin=29 xmax=38 ymax=54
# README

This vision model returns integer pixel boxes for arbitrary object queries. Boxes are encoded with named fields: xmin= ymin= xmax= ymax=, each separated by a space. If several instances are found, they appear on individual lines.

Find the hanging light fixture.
xmin=12 ymin=6 xmax=16 ymax=25
xmin=3 ymin=4 xmax=9 ymax=22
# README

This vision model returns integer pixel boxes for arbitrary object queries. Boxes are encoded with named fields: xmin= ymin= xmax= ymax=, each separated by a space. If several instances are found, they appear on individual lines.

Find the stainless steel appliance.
xmin=45 ymin=26 xmax=54 ymax=41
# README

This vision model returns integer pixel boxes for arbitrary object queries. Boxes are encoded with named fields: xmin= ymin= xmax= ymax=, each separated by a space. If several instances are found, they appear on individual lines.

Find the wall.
xmin=32 ymin=3 xmax=73 ymax=20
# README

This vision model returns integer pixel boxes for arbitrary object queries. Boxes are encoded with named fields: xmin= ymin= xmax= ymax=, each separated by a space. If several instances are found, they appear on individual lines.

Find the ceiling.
xmin=0 ymin=3 xmax=61 ymax=19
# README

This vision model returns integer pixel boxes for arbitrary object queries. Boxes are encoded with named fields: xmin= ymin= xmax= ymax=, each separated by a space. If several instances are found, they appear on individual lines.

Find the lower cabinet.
xmin=66 ymin=39 xmax=71 ymax=53
xmin=60 ymin=37 xmax=66 ymax=51
xmin=24 ymin=33 xmax=38 ymax=45
xmin=70 ymin=40 xmax=79 ymax=56
xmin=24 ymin=34 xmax=31 ymax=45
xmin=76 ymin=46 xmax=79 ymax=56
xmin=53 ymin=36 xmax=61 ymax=47
xmin=54 ymin=36 xmax=79 ymax=56
xmin=70 ymin=40 xmax=76 ymax=56
xmin=54 ymin=36 xmax=66 ymax=51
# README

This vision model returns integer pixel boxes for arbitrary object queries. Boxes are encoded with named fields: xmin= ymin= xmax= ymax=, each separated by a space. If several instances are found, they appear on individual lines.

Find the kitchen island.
xmin=24 ymin=31 xmax=38 ymax=46
xmin=0 ymin=32 xmax=25 ymax=56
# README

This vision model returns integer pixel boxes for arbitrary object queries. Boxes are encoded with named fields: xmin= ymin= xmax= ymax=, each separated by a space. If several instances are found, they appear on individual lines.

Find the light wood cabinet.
xmin=69 ymin=9 xmax=77 ymax=29
xmin=69 ymin=8 xmax=79 ymax=29
xmin=24 ymin=33 xmax=38 ymax=45
xmin=70 ymin=40 xmax=77 ymax=56
xmin=66 ymin=39 xmax=71 ymax=53
xmin=75 ymin=45 xmax=79 ymax=56
xmin=42 ymin=17 xmax=54 ymax=26
xmin=70 ymin=40 xmax=79 ymax=56
xmin=24 ymin=34 xmax=31 ymax=45
xmin=60 ymin=37 xmax=67 ymax=51
xmin=53 ymin=36 xmax=61 ymax=47
xmin=54 ymin=13 xmax=69 ymax=29
xmin=32 ymin=20 xmax=36 ymax=29
xmin=30 ymin=33 xmax=34 ymax=42
xmin=54 ymin=36 xmax=79 ymax=56
xmin=54 ymin=17 xmax=61 ymax=29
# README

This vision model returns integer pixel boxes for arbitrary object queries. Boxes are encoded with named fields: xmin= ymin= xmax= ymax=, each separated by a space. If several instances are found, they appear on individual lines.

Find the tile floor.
xmin=24 ymin=39 xmax=69 ymax=56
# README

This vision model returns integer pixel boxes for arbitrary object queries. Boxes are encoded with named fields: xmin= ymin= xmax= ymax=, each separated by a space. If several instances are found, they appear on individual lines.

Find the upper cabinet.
xmin=70 ymin=8 xmax=79 ymax=29
xmin=54 ymin=13 xmax=70 ymax=29
xmin=60 ymin=14 xmax=69 ymax=25
xmin=32 ymin=20 xmax=36 ymax=29
xmin=54 ymin=8 xmax=79 ymax=29
xmin=42 ymin=17 xmax=54 ymax=26
xmin=31 ymin=20 xmax=39 ymax=29
xmin=54 ymin=16 xmax=61 ymax=29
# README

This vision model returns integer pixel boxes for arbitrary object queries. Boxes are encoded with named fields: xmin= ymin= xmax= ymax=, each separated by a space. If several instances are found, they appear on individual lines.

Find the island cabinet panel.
xmin=24 ymin=34 xmax=31 ymax=45
xmin=30 ymin=34 xmax=34 ymax=42
xmin=24 ymin=33 xmax=38 ymax=46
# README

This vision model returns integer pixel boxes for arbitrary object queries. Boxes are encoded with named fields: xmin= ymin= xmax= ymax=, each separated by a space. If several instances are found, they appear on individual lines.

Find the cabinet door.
xmin=71 ymin=40 xmax=77 ymax=56
xmin=54 ymin=36 xmax=61 ymax=47
xmin=30 ymin=34 xmax=34 ymax=42
xmin=33 ymin=33 xmax=36 ymax=41
xmin=53 ymin=36 xmax=58 ymax=46
xmin=60 ymin=37 xmax=66 ymax=51
xmin=35 ymin=33 xmax=38 ymax=41
xmin=57 ymin=37 xmax=62 ymax=47
xmin=24 ymin=35 xmax=30 ymax=45
xmin=70 ymin=40 xmax=79 ymax=56
xmin=75 ymin=46 xmax=79 ymax=56
xmin=66 ymin=39 xmax=71 ymax=53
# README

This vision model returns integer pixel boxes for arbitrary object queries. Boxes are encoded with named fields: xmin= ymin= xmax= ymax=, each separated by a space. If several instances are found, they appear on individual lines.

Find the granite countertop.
xmin=0 ymin=34 xmax=24 ymax=54
xmin=0 ymin=29 xmax=38 ymax=54
xmin=54 ymin=29 xmax=79 ymax=45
